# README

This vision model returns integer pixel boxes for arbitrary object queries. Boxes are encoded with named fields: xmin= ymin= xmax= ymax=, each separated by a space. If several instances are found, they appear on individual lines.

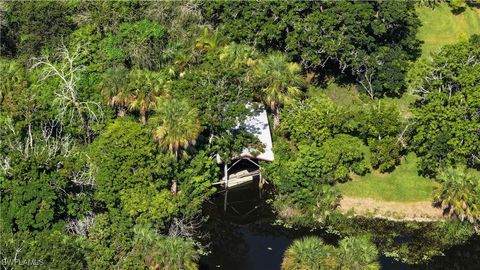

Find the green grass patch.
xmin=308 ymin=79 xmax=361 ymax=106
xmin=337 ymin=153 xmax=438 ymax=202
xmin=416 ymin=4 xmax=480 ymax=57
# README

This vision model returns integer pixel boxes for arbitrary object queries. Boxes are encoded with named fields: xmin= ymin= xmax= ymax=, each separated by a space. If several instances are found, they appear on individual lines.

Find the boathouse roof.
xmin=240 ymin=104 xmax=274 ymax=162
xmin=217 ymin=104 xmax=274 ymax=163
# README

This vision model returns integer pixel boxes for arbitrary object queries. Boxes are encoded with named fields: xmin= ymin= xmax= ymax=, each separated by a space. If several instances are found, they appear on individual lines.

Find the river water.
xmin=199 ymin=182 xmax=480 ymax=270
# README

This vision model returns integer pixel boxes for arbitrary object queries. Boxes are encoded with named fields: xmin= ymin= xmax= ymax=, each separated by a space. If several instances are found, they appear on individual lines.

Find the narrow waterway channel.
xmin=199 ymin=181 xmax=480 ymax=270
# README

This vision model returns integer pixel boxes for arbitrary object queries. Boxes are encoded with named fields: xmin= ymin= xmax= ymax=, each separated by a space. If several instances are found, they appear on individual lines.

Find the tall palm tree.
xmin=282 ymin=236 xmax=338 ymax=270
xmin=253 ymin=52 xmax=305 ymax=127
xmin=151 ymin=98 xmax=202 ymax=158
xmin=151 ymin=98 xmax=202 ymax=194
xmin=434 ymin=166 xmax=480 ymax=223
xmin=100 ymin=66 xmax=130 ymax=117
xmin=337 ymin=236 xmax=380 ymax=270
xmin=127 ymin=69 xmax=169 ymax=124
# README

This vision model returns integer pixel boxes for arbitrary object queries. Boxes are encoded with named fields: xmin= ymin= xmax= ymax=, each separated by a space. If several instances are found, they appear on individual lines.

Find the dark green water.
xmin=199 ymin=182 xmax=480 ymax=270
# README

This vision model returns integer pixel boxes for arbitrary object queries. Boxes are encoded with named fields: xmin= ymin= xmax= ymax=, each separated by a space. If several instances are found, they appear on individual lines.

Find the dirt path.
xmin=339 ymin=196 xmax=445 ymax=222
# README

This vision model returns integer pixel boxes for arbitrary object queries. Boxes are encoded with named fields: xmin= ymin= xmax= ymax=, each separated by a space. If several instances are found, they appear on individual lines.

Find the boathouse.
xmin=214 ymin=104 xmax=274 ymax=190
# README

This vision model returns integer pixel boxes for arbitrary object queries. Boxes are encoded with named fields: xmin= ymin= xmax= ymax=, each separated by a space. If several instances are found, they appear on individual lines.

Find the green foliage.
xmin=151 ymin=98 xmax=202 ymax=158
xmin=4 ymin=1 xmax=77 ymax=56
xmin=0 ymin=59 xmax=28 ymax=106
xmin=89 ymin=118 xmax=172 ymax=217
xmin=319 ymin=135 xmax=369 ymax=178
xmin=171 ymin=42 xmax=264 ymax=161
xmin=282 ymin=236 xmax=338 ymax=270
xmin=0 ymin=229 xmax=86 ymax=269
xmin=368 ymin=136 xmax=402 ymax=173
xmin=85 ymin=210 xmax=136 ymax=268
xmin=265 ymin=135 xmax=367 ymax=225
xmin=175 ymin=151 xmax=218 ymax=217
xmin=203 ymin=0 xmax=421 ymax=97
xmin=100 ymin=65 xmax=130 ymax=116
xmin=337 ymin=235 xmax=381 ymax=270
xmin=100 ymin=19 xmax=168 ymax=70
xmin=329 ymin=216 xmax=474 ymax=265
xmin=0 ymin=122 xmax=92 ymax=233
xmin=410 ymin=35 xmax=480 ymax=175
xmin=252 ymin=52 xmax=305 ymax=125
xmin=123 ymin=225 xmax=200 ymax=270
xmin=280 ymin=94 xmax=339 ymax=145
xmin=281 ymin=96 xmax=404 ymax=172
xmin=4 ymin=1 xmax=478 ymax=268
xmin=434 ymin=166 xmax=480 ymax=223
xmin=126 ymin=68 xmax=170 ymax=123
xmin=172 ymin=43 xmax=255 ymax=134
xmin=356 ymin=103 xmax=403 ymax=141
xmin=357 ymin=102 xmax=405 ymax=171
xmin=281 ymin=235 xmax=380 ymax=270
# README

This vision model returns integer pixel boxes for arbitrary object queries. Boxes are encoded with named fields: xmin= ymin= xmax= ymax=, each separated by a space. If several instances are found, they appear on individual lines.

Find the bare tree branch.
xmin=31 ymin=42 xmax=104 ymax=143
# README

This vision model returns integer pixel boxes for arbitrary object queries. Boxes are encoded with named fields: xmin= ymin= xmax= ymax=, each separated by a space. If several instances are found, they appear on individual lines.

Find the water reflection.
xmin=199 ymin=181 xmax=480 ymax=270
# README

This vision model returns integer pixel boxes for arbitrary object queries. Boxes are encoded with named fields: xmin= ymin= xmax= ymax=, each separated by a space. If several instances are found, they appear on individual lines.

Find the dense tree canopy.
xmin=409 ymin=35 xmax=480 ymax=175
xmin=203 ymin=0 xmax=421 ymax=98
xmin=1 ymin=1 xmax=479 ymax=268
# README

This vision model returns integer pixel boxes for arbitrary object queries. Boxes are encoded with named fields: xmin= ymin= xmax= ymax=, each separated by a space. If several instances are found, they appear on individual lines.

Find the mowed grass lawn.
xmin=337 ymin=153 xmax=439 ymax=202
xmin=417 ymin=4 xmax=480 ymax=57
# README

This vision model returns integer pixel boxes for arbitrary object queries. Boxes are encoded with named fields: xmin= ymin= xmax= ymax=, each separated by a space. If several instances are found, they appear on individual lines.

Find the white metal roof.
xmin=239 ymin=105 xmax=274 ymax=162
xmin=216 ymin=104 xmax=274 ymax=163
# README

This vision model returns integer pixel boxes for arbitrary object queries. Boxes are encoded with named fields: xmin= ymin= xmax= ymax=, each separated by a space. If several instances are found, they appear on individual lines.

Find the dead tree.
xmin=31 ymin=42 xmax=103 ymax=144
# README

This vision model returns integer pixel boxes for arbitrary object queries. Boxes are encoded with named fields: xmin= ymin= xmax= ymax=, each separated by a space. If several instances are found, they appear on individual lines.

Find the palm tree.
xmin=282 ymin=236 xmax=338 ymax=270
xmin=151 ymin=98 xmax=202 ymax=158
xmin=151 ymin=98 xmax=202 ymax=194
xmin=100 ymin=66 xmax=130 ymax=117
xmin=194 ymin=28 xmax=224 ymax=53
xmin=282 ymin=235 xmax=380 ymax=270
xmin=219 ymin=43 xmax=257 ymax=70
xmin=127 ymin=69 xmax=169 ymax=124
xmin=337 ymin=236 xmax=380 ymax=270
xmin=253 ymin=52 xmax=305 ymax=127
xmin=133 ymin=226 xmax=200 ymax=270
xmin=434 ymin=166 xmax=480 ymax=223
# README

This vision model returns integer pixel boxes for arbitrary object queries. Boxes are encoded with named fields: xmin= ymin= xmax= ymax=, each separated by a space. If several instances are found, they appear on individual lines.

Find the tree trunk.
xmin=82 ymin=115 xmax=91 ymax=144
xmin=140 ymin=112 xmax=146 ymax=125
xmin=273 ymin=107 xmax=280 ymax=128
xmin=118 ymin=107 xmax=126 ymax=117
xmin=223 ymin=163 xmax=229 ymax=212
xmin=171 ymin=179 xmax=178 ymax=195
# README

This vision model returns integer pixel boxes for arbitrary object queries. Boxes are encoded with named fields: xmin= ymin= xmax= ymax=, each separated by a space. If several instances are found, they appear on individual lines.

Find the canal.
xmin=199 ymin=181 xmax=480 ymax=270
